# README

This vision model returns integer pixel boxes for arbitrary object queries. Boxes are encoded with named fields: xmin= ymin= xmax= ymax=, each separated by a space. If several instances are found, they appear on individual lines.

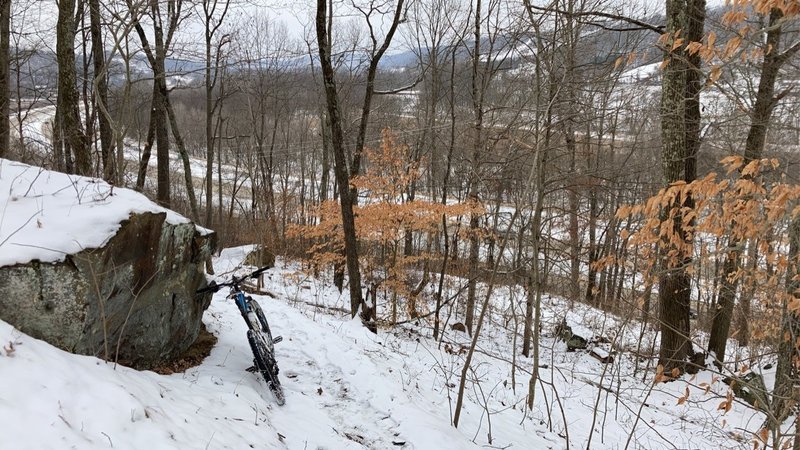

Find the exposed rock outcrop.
xmin=0 ymin=159 xmax=220 ymax=368
xmin=725 ymin=371 xmax=770 ymax=413
xmin=0 ymin=211 xmax=215 ymax=368
xmin=243 ymin=245 xmax=275 ymax=269
xmin=555 ymin=318 xmax=589 ymax=351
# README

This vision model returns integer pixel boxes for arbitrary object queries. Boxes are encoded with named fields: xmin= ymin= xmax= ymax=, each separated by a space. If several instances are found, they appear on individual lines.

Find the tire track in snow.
xmin=256 ymin=302 xmax=407 ymax=449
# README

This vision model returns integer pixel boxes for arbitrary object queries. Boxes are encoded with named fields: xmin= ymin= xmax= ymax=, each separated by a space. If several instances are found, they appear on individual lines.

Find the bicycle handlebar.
xmin=195 ymin=266 xmax=270 ymax=294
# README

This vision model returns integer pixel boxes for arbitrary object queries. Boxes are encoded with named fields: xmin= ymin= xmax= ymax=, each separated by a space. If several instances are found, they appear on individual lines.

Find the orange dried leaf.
xmin=709 ymin=66 xmax=722 ymax=84
xmin=758 ymin=427 xmax=768 ymax=443
xmin=742 ymin=160 xmax=760 ymax=177
xmin=686 ymin=41 xmax=703 ymax=55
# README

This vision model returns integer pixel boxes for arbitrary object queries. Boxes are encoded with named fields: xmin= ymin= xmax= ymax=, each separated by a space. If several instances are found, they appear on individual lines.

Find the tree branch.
xmin=373 ymin=72 xmax=424 ymax=95
xmin=524 ymin=2 xmax=664 ymax=35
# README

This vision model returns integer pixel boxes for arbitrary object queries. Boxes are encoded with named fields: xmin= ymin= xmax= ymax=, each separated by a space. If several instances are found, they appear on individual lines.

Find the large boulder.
xmin=0 ymin=159 xmax=216 ymax=369
xmin=243 ymin=245 xmax=275 ymax=269
xmin=725 ymin=371 xmax=770 ymax=413
xmin=555 ymin=318 xmax=589 ymax=351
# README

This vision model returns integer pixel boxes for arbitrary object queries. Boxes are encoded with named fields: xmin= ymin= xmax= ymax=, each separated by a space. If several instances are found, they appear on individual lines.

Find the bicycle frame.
xmin=231 ymin=290 xmax=251 ymax=314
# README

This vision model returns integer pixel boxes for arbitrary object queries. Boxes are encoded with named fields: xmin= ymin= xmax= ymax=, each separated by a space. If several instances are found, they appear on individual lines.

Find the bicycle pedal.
xmin=273 ymin=336 xmax=283 ymax=344
xmin=246 ymin=365 xmax=258 ymax=373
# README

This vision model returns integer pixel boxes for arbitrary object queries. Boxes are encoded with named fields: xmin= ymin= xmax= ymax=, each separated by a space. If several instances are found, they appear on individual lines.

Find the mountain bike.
xmin=197 ymin=267 xmax=285 ymax=405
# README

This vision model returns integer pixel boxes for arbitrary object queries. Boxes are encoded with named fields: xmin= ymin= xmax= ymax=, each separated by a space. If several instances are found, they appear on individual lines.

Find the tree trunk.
xmin=89 ymin=0 xmax=114 ymax=182
xmin=433 ymin=46 xmax=459 ymax=341
xmin=0 ymin=0 xmax=9 ymax=158
xmin=522 ymin=270 xmax=534 ymax=357
xmin=585 ymin=185 xmax=598 ymax=306
xmin=708 ymin=8 xmax=783 ymax=365
xmin=136 ymin=87 xmax=158 ymax=192
xmin=133 ymin=3 xmax=173 ymax=207
xmin=202 ymin=0 xmax=230 ymax=227
xmin=568 ymin=161 xmax=580 ymax=306
xmin=656 ymin=0 xmax=704 ymax=372
xmin=57 ymin=0 xmax=91 ymax=176
xmin=454 ymin=211 xmax=518 ymax=427
xmin=707 ymin=244 xmax=739 ymax=364
xmin=771 ymin=216 xmax=800 ymax=429
xmin=153 ymin=70 xmax=170 ymax=206
xmin=205 ymin=48 xmax=215 ymax=227
xmin=164 ymin=95 xmax=200 ymax=221
xmin=53 ymin=102 xmax=65 ymax=171
xmin=315 ymin=0 xmax=405 ymax=331
xmin=525 ymin=129 xmax=548 ymax=399
xmin=315 ymin=0 xmax=366 ymax=328
xmin=319 ymin=113 xmax=331 ymax=202
xmin=465 ymin=209 xmax=480 ymax=335
xmin=464 ymin=0 xmax=484 ymax=336
xmin=562 ymin=8 xmax=581 ymax=308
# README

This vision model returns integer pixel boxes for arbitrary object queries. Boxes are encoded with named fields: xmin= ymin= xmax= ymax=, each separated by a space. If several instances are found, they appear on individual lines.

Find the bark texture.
xmin=90 ymin=0 xmax=115 ymax=182
xmin=0 ymin=0 xmax=9 ymax=158
xmin=57 ymin=0 xmax=91 ymax=176
xmin=657 ymin=0 xmax=704 ymax=372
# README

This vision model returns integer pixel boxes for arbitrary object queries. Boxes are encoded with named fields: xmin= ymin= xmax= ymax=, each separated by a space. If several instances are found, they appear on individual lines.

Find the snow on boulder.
xmin=0 ymin=159 xmax=216 ymax=368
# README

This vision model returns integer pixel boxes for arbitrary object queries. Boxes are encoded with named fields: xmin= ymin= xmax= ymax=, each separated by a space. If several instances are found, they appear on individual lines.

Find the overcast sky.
xmin=11 ymin=0 xmax=725 ymax=59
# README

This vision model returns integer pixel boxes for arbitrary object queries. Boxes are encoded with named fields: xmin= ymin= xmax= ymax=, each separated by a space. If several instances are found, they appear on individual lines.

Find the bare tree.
xmin=132 ymin=0 xmax=178 ymax=207
xmin=88 ymin=0 xmax=115 ymax=181
xmin=315 ymin=0 xmax=407 ymax=332
xmin=656 ymin=0 xmax=704 ymax=373
xmin=199 ymin=0 xmax=231 ymax=227
xmin=57 ymin=0 xmax=91 ymax=175
xmin=131 ymin=0 xmax=199 ymax=220
xmin=708 ymin=8 xmax=800 ymax=366
xmin=0 ymin=0 xmax=9 ymax=158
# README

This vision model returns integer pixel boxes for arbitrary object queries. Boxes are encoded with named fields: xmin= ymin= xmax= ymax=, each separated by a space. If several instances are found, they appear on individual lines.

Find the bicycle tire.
xmin=249 ymin=299 xmax=273 ymax=338
xmin=247 ymin=329 xmax=285 ymax=406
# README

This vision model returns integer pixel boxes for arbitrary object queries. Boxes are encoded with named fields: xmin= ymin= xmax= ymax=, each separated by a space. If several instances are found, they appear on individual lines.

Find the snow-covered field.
xmin=0 ymin=244 xmax=771 ymax=449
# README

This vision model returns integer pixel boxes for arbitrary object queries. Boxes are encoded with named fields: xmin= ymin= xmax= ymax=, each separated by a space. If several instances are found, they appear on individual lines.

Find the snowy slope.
xmin=0 ymin=248 xmax=507 ymax=450
xmin=0 ymin=246 xmax=769 ymax=449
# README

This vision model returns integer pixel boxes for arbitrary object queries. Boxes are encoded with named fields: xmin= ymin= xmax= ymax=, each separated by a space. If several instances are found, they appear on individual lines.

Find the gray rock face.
xmin=0 ymin=212 xmax=216 ymax=369
xmin=243 ymin=245 xmax=275 ymax=269
xmin=555 ymin=318 xmax=588 ymax=351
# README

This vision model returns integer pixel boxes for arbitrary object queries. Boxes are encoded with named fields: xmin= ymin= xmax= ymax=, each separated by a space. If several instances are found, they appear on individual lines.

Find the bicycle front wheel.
xmin=247 ymin=329 xmax=285 ymax=406
xmin=249 ymin=298 xmax=273 ymax=338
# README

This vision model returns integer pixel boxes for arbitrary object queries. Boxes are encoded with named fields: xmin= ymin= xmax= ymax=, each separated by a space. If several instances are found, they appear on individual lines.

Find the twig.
xmin=204 ymin=432 xmax=215 ymax=450
xmin=0 ymin=208 xmax=43 ymax=249
xmin=101 ymin=432 xmax=113 ymax=447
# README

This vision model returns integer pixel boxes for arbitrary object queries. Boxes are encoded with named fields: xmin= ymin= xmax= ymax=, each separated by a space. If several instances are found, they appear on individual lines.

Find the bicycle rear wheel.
xmin=247 ymin=329 xmax=285 ymax=406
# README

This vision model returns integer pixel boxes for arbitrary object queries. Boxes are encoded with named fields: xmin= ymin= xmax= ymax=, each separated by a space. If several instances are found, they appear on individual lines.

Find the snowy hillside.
xmin=0 ymin=246 xmax=770 ymax=449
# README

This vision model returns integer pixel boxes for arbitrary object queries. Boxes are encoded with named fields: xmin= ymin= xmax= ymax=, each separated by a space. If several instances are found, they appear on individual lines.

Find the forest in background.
xmin=1 ymin=0 xmax=800 ymax=446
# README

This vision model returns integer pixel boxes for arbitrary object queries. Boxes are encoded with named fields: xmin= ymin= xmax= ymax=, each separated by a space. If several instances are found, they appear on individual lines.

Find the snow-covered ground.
xmin=0 ymin=245 xmax=771 ymax=449
xmin=0 ymin=158 xmax=207 ymax=267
